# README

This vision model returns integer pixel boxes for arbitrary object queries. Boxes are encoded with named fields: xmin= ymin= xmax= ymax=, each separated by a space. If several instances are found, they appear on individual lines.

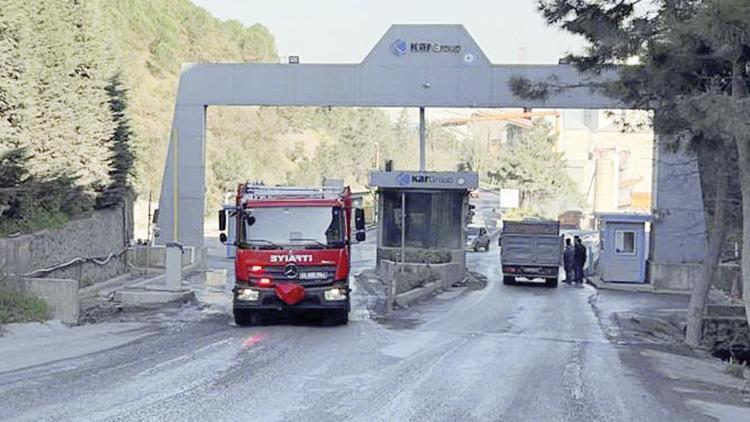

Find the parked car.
xmin=466 ymin=225 xmax=491 ymax=252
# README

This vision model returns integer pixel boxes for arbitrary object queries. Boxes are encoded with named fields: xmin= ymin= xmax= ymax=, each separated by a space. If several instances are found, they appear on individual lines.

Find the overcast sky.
xmin=190 ymin=0 xmax=586 ymax=64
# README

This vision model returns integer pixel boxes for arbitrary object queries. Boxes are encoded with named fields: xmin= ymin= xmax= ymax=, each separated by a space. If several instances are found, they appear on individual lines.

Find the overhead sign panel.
xmin=369 ymin=171 xmax=478 ymax=190
xmin=362 ymin=24 xmax=490 ymax=68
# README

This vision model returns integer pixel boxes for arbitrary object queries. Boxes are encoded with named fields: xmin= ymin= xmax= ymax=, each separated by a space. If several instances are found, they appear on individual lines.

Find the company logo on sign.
xmin=397 ymin=172 xmax=411 ymax=186
xmin=270 ymin=254 xmax=313 ymax=263
xmin=396 ymin=172 xmax=462 ymax=186
xmin=410 ymin=174 xmax=455 ymax=184
xmin=390 ymin=39 xmax=408 ymax=57
xmin=390 ymin=39 xmax=462 ymax=57
xmin=409 ymin=42 xmax=461 ymax=54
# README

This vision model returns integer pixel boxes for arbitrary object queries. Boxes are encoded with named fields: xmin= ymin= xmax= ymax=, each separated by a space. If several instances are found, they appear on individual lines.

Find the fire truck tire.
xmin=235 ymin=310 xmax=268 ymax=326
xmin=546 ymin=278 xmax=559 ymax=288
xmin=503 ymin=276 xmax=516 ymax=285
xmin=326 ymin=309 xmax=349 ymax=326
xmin=234 ymin=309 xmax=251 ymax=326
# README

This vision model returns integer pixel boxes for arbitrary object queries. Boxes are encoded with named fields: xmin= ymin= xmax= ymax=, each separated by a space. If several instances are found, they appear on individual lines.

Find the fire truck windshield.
xmin=240 ymin=206 xmax=345 ymax=249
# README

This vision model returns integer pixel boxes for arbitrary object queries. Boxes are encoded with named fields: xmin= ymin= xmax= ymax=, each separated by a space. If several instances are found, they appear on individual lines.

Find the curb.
xmin=588 ymin=277 xmax=691 ymax=296
xmin=394 ymin=282 xmax=439 ymax=307
xmin=79 ymin=273 xmax=136 ymax=299
xmin=130 ymin=262 xmax=201 ymax=289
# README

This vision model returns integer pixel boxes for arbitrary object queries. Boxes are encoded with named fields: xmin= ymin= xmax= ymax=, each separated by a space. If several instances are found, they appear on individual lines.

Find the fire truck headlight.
xmin=237 ymin=288 xmax=260 ymax=302
xmin=324 ymin=288 xmax=347 ymax=301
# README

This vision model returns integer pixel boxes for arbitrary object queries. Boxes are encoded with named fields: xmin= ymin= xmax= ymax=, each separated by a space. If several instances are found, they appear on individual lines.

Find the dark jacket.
xmin=574 ymin=243 xmax=587 ymax=266
xmin=563 ymin=245 xmax=575 ymax=270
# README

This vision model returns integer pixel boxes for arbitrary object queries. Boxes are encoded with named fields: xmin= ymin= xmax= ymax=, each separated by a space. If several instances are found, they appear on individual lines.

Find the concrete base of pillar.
xmin=394 ymin=282 xmax=439 ymax=307
xmin=648 ymin=260 xmax=704 ymax=292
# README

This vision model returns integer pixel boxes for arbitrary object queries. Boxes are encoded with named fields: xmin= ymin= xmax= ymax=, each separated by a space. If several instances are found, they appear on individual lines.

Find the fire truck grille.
xmin=263 ymin=265 xmax=337 ymax=284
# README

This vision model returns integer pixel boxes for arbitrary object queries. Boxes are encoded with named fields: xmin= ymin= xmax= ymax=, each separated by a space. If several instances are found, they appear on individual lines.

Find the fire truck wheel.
xmin=234 ymin=309 xmax=263 ymax=326
xmin=325 ymin=309 xmax=349 ymax=326
xmin=234 ymin=309 xmax=249 ymax=326
xmin=502 ymin=276 xmax=516 ymax=285
xmin=546 ymin=278 xmax=559 ymax=288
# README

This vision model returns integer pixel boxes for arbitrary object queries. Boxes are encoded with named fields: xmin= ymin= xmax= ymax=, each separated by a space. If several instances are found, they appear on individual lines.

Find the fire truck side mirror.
xmin=218 ymin=210 xmax=226 ymax=231
xmin=355 ymin=231 xmax=366 ymax=242
xmin=219 ymin=233 xmax=227 ymax=244
xmin=354 ymin=209 xmax=366 ymax=231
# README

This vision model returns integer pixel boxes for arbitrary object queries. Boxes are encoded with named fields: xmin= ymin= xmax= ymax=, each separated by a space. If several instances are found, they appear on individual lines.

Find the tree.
xmin=0 ymin=147 xmax=90 ymax=235
xmin=0 ymin=4 xmax=25 ymax=151
xmin=19 ymin=0 xmax=113 ymax=190
xmin=520 ymin=0 xmax=750 ymax=343
xmin=98 ymin=74 xmax=136 ymax=208
xmin=488 ymin=119 xmax=578 ymax=216
xmin=314 ymin=108 xmax=397 ymax=186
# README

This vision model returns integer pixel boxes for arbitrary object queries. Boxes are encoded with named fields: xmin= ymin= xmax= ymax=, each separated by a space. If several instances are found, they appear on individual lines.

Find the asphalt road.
xmin=0 ymin=237 xmax=720 ymax=421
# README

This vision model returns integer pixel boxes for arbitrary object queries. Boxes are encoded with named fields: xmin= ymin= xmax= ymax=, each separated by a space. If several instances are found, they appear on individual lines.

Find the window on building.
xmin=381 ymin=190 xmax=462 ymax=249
xmin=615 ymin=230 xmax=636 ymax=255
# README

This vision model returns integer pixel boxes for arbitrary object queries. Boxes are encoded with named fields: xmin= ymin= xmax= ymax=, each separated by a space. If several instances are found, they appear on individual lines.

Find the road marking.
xmin=242 ymin=333 xmax=266 ymax=348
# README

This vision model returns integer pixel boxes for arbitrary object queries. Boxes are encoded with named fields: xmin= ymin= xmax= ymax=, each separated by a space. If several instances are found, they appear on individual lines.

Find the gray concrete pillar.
xmin=649 ymin=136 xmax=707 ymax=290
xmin=156 ymin=105 xmax=206 ymax=247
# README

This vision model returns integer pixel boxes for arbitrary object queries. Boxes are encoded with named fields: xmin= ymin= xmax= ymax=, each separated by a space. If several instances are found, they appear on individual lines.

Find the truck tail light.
xmin=504 ymin=267 xmax=515 ymax=273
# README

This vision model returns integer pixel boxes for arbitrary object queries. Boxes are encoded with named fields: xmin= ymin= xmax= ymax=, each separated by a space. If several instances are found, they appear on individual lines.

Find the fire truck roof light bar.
xmin=242 ymin=185 xmax=344 ymax=200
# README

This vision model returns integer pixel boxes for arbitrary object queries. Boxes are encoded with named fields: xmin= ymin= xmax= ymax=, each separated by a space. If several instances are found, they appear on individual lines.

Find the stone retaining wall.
xmin=0 ymin=203 xmax=132 ymax=287
xmin=702 ymin=305 xmax=750 ymax=359
xmin=379 ymin=259 xmax=463 ymax=303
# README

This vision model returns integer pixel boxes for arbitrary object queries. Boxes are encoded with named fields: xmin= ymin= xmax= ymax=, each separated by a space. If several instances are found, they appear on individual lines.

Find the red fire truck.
xmin=218 ymin=184 xmax=366 ymax=325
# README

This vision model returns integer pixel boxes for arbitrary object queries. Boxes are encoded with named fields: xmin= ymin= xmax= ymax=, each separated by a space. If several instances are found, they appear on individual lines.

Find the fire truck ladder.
xmin=242 ymin=185 xmax=344 ymax=200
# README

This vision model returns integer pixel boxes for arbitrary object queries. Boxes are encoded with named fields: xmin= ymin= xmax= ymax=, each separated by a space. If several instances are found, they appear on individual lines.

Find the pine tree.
xmin=488 ymin=119 xmax=577 ymax=214
xmin=66 ymin=0 xmax=115 ymax=190
xmin=20 ymin=0 xmax=113 ymax=190
xmin=0 ymin=1 xmax=25 ymax=151
xmin=518 ymin=0 xmax=750 ymax=341
xmin=97 ymin=74 xmax=135 ymax=208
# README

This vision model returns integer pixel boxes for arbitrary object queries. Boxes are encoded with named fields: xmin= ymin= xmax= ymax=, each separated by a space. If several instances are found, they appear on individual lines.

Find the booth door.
xmin=602 ymin=223 xmax=646 ymax=283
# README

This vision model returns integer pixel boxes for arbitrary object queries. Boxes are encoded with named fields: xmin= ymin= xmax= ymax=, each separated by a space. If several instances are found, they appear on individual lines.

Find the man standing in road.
xmin=563 ymin=238 xmax=575 ymax=283
xmin=574 ymin=236 xmax=587 ymax=283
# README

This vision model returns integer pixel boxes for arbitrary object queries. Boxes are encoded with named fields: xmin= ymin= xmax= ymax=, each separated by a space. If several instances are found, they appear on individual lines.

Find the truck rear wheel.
xmin=546 ymin=278 xmax=558 ymax=288
xmin=503 ymin=276 xmax=516 ymax=285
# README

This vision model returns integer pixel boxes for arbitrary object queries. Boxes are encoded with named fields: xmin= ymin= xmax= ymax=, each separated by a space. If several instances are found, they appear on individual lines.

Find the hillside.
xmin=97 ymin=0 xmax=278 ymax=198
xmin=1 ymin=0 xmax=472 ymax=234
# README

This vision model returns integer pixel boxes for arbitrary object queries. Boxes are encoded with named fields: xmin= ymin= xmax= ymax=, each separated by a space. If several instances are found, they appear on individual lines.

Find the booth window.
xmin=615 ymin=230 xmax=636 ymax=255
xmin=381 ymin=190 xmax=462 ymax=249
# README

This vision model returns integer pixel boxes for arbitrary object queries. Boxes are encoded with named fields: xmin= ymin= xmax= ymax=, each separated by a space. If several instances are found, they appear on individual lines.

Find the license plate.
xmin=524 ymin=267 xmax=541 ymax=273
xmin=299 ymin=272 xmax=328 ymax=280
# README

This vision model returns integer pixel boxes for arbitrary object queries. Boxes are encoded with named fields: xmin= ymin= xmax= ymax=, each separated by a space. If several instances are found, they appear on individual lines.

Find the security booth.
xmin=369 ymin=171 xmax=479 ymax=287
xmin=596 ymin=213 xmax=651 ymax=283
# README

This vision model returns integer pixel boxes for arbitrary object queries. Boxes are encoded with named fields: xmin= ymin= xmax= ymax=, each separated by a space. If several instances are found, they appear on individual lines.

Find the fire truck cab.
xmin=219 ymin=184 xmax=366 ymax=325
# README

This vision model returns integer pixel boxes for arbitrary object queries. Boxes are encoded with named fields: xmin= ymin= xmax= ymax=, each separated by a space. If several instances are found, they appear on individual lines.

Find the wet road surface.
xmin=0 ymin=239 xmax=715 ymax=421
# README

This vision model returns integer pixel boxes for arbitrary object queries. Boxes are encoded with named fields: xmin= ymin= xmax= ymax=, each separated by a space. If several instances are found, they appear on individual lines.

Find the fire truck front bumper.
xmin=232 ymin=283 xmax=350 ymax=311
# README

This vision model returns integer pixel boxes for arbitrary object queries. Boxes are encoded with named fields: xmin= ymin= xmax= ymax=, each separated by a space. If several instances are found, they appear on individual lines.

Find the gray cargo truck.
xmin=500 ymin=220 xmax=561 ymax=288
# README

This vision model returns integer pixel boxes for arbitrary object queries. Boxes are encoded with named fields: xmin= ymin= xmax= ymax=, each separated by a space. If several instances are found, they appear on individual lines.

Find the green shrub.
xmin=0 ymin=286 xmax=50 ymax=325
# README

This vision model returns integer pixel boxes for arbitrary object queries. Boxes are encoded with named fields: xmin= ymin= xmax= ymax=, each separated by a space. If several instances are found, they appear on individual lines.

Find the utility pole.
xmin=419 ymin=107 xmax=426 ymax=171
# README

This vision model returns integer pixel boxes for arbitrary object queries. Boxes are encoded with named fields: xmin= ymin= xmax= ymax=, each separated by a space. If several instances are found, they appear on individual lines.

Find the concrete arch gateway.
xmin=157 ymin=24 xmax=706 ymax=288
